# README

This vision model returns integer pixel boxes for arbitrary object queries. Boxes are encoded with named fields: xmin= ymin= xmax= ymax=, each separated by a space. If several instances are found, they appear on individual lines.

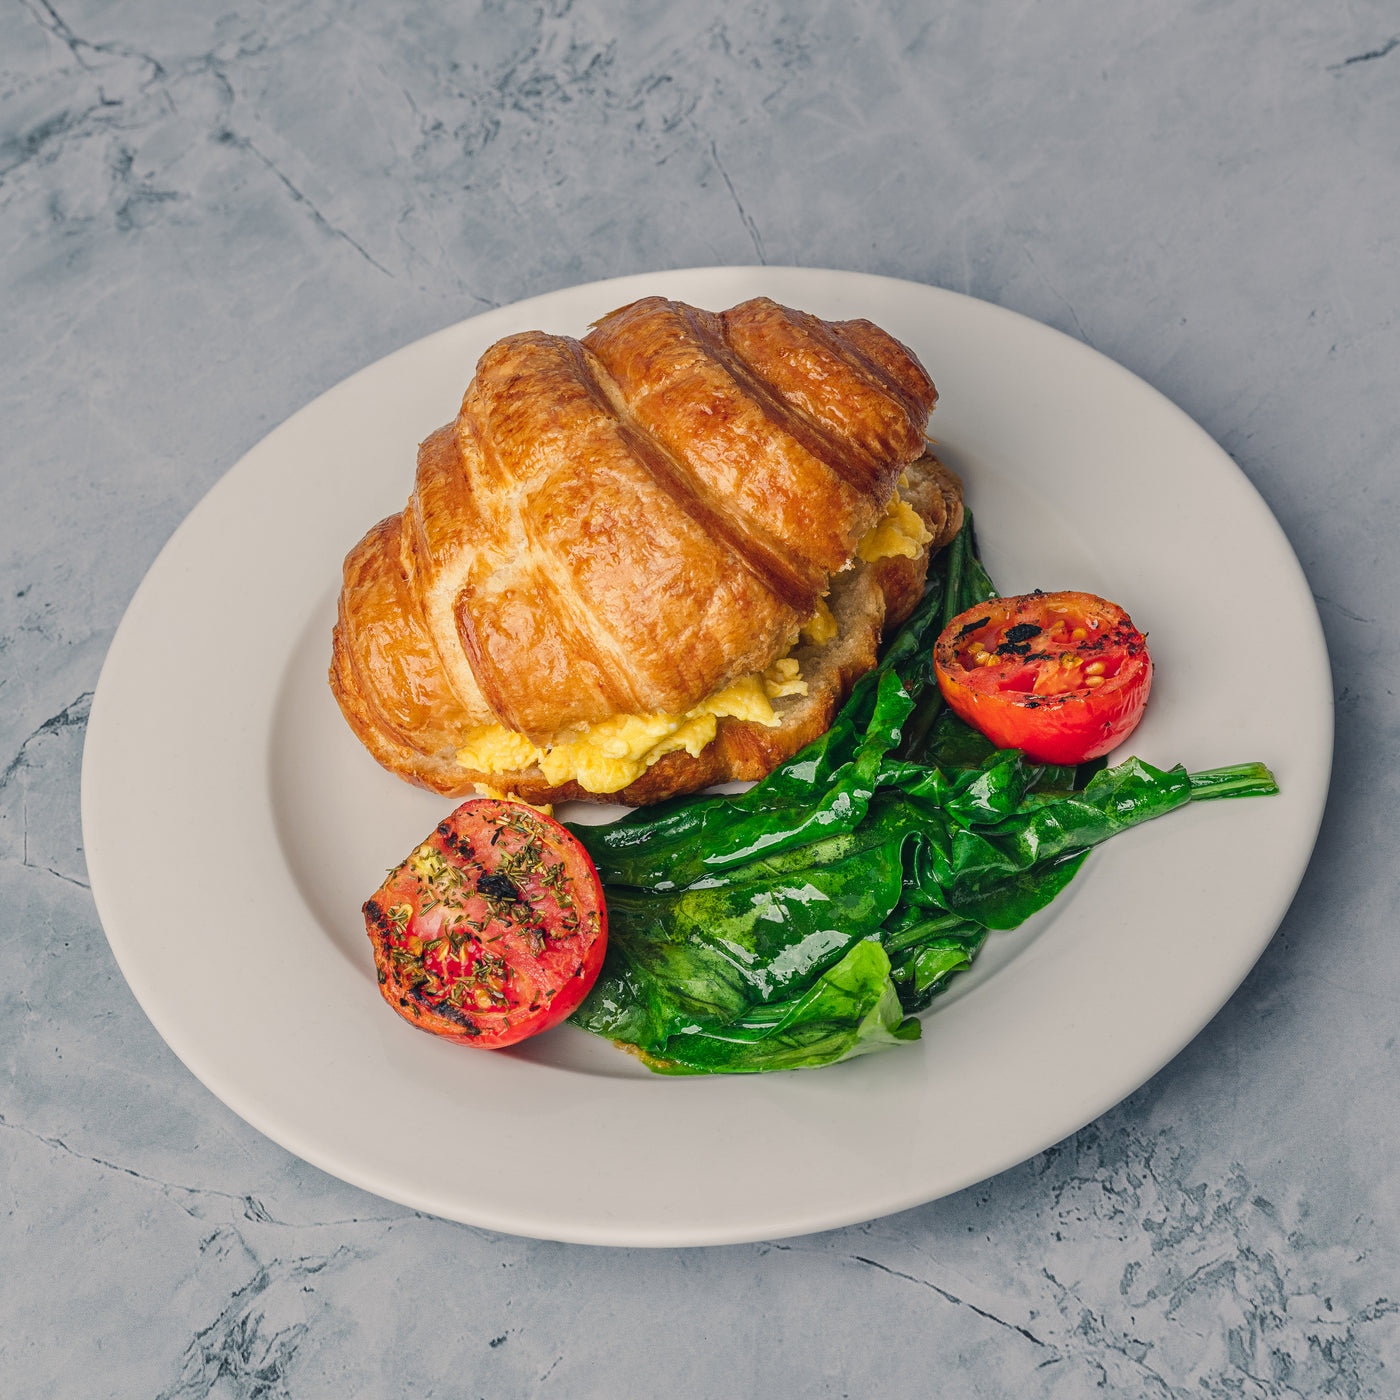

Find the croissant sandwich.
xmin=330 ymin=295 xmax=962 ymax=806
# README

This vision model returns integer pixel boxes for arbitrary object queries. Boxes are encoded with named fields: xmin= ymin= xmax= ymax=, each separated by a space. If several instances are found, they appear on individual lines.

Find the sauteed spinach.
xmin=566 ymin=518 xmax=1278 ymax=1074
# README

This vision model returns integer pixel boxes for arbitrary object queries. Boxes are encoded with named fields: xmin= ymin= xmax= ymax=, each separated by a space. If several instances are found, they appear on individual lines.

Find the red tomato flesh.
xmin=364 ymin=799 xmax=607 ymax=1048
xmin=933 ymin=591 xmax=1152 ymax=765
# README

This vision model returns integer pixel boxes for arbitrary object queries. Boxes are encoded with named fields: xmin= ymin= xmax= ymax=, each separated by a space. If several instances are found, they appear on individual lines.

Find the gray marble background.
xmin=3 ymin=0 xmax=1397 ymax=1394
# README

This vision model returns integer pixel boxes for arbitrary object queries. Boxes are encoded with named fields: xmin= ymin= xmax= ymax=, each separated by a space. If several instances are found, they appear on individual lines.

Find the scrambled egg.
xmin=456 ymin=662 xmax=808 ymax=795
xmin=803 ymin=484 xmax=930 ymax=644
xmin=762 ymin=657 xmax=807 ymax=698
xmin=800 ymin=597 xmax=838 ymax=647
xmin=856 ymin=493 xmax=932 ymax=562
xmin=455 ymin=487 xmax=928 ymax=794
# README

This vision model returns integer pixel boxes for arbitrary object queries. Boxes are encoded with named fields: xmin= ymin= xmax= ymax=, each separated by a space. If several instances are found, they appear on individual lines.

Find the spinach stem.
xmin=939 ymin=519 xmax=968 ymax=633
xmin=1187 ymin=762 xmax=1280 ymax=800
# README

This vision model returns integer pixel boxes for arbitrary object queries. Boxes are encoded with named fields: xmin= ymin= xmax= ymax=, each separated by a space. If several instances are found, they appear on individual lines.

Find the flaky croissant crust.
xmin=331 ymin=294 xmax=941 ymax=798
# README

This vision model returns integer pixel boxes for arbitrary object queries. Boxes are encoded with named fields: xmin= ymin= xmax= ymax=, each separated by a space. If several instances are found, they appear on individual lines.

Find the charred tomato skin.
xmin=364 ymin=799 xmax=607 ymax=1048
xmin=933 ymin=591 xmax=1152 ymax=765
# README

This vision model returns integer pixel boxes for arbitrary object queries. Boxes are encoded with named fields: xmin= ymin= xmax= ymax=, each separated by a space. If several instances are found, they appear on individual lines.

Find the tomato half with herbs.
xmin=933 ymin=591 xmax=1153 ymax=765
xmin=364 ymin=799 xmax=607 ymax=1048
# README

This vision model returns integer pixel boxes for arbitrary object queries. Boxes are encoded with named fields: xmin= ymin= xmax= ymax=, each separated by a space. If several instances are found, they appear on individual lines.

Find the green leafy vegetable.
xmin=622 ymin=939 xmax=920 ymax=1076
xmin=567 ymin=515 xmax=1279 ymax=1074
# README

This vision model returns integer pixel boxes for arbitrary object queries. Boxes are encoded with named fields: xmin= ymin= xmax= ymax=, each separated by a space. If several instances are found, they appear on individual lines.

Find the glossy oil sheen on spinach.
xmin=566 ymin=516 xmax=1279 ymax=1075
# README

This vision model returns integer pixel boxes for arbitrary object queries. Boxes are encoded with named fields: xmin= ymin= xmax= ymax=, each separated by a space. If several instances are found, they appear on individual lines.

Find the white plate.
xmin=81 ymin=268 xmax=1331 ymax=1247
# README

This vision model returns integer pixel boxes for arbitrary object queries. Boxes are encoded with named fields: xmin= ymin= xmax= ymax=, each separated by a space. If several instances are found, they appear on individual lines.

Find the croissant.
xmin=330 ymin=295 xmax=962 ymax=805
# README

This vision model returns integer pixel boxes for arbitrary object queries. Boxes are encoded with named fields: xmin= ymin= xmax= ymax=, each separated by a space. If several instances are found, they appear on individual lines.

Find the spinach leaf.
xmin=623 ymin=938 xmax=920 ymax=1076
xmin=572 ymin=835 xmax=908 ymax=1049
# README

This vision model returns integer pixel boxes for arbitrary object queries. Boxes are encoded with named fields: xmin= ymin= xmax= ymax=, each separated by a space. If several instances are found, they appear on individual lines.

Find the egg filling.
xmin=454 ymin=485 xmax=929 ymax=793
xmin=455 ymin=662 xmax=806 ymax=794
xmin=856 ymin=493 xmax=931 ymax=562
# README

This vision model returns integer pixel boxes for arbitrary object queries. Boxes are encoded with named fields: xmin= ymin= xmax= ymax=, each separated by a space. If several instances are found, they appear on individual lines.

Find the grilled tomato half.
xmin=364 ymin=799 xmax=607 ymax=1048
xmin=933 ymin=591 xmax=1152 ymax=765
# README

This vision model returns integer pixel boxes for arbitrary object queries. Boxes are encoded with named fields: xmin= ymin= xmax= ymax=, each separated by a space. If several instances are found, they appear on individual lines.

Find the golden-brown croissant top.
xmin=333 ymin=294 xmax=938 ymax=786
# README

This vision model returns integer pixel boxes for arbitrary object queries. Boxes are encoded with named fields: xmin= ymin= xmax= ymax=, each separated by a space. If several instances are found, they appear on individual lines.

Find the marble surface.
xmin=2 ymin=0 xmax=1397 ymax=1393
